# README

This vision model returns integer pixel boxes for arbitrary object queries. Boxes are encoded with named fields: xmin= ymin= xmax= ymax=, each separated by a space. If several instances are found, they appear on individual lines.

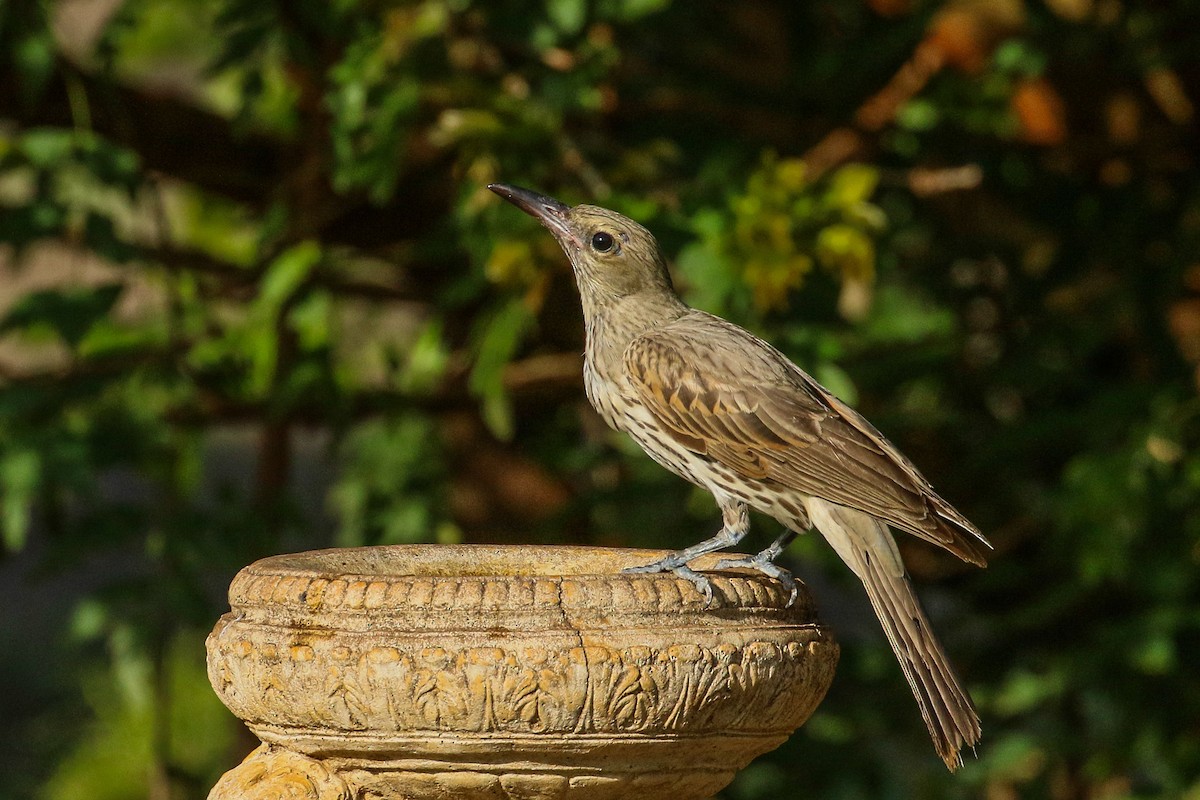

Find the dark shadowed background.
xmin=2 ymin=0 xmax=1199 ymax=798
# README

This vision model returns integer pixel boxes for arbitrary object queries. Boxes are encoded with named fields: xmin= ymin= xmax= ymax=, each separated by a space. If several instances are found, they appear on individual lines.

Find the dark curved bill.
xmin=488 ymin=183 xmax=573 ymax=242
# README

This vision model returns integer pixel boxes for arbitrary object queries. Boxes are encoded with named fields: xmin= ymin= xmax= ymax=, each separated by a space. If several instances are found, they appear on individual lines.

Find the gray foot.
xmin=623 ymin=557 xmax=714 ymax=604
xmin=712 ymin=554 xmax=797 ymax=606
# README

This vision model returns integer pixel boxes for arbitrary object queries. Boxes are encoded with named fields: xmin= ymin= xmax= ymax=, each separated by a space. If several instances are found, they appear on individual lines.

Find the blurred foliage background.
xmin=1 ymin=0 xmax=1199 ymax=798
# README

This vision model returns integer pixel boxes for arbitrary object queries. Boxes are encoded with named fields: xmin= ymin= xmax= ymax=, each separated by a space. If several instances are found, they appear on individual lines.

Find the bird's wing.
xmin=622 ymin=312 xmax=991 ymax=565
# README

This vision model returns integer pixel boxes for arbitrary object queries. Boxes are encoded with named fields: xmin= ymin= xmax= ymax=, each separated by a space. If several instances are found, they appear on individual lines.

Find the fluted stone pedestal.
xmin=206 ymin=545 xmax=838 ymax=800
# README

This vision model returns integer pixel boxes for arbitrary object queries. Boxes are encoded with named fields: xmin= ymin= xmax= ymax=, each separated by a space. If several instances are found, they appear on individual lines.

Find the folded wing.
xmin=622 ymin=311 xmax=991 ymax=565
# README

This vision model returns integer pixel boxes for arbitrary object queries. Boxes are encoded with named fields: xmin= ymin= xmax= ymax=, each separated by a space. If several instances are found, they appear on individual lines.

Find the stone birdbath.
xmin=205 ymin=545 xmax=839 ymax=800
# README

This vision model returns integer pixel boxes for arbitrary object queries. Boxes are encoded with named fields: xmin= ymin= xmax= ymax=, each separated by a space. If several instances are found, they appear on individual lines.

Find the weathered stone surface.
xmin=208 ymin=745 xmax=352 ymax=800
xmin=207 ymin=545 xmax=838 ymax=800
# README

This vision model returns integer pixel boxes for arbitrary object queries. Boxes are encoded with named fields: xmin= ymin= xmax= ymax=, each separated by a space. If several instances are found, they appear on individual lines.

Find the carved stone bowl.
xmin=206 ymin=545 xmax=839 ymax=800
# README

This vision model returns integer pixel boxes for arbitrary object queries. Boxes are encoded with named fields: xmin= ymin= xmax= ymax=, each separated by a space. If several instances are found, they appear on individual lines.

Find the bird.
xmin=488 ymin=182 xmax=991 ymax=771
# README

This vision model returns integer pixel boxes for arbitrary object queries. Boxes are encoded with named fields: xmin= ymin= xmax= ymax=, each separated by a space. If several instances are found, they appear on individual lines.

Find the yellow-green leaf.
xmin=827 ymin=164 xmax=880 ymax=207
xmin=815 ymin=223 xmax=875 ymax=282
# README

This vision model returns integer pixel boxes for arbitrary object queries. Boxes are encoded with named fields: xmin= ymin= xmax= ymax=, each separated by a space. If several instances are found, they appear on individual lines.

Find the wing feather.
xmin=623 ymin=311 xmax=991 ymax=565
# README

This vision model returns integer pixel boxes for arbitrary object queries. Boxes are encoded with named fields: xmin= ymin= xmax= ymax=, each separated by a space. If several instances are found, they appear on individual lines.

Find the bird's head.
xmin=488 ymin=183 xmax=675 ymax=303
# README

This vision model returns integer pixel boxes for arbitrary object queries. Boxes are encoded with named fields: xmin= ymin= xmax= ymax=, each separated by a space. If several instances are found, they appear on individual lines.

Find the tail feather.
xmin=807 ymin=498 xmax=981 ymax=770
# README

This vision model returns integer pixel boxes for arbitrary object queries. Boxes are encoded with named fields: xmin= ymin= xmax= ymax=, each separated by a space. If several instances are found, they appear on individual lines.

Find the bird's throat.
xmin=582 ymin=291 xmax=687 ymax=378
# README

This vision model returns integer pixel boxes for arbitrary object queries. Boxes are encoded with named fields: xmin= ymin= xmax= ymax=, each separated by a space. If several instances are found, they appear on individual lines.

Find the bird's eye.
xmin=591 ymin=231 xmax=615 ymax=252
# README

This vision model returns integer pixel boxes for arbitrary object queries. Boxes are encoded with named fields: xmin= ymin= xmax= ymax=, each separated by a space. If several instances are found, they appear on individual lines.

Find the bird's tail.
xmin=807 ymin=497 xmax=981 ymax=771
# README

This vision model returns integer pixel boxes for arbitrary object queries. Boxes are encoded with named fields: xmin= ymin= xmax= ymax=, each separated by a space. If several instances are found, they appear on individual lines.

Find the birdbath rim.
xmin=230 ymin=543 xmax=814 ymax=616
xmin=247 ymin=543 xmax=751 ymax=581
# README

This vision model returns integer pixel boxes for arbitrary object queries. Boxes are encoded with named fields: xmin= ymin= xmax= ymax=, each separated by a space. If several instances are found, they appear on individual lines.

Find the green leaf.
xmin=329 ymin=416 xmax=446 ymax=548
xmin=547 ymin=0 xmax=587 ymax=35
xmin=288 ymin=290 xmax=332 ymax=350
xmin=826 ymin=164 xmax=880 ymax=207
xmin=595 ymin=0 xmax=671 ymax=21
xmin=79 ymin=141 xmax=142 ymax=197
xmin=994 ymin=668 xmax=1066 ymax=716
xmin=0 ymin=284 xmax=124 ymax=348
xmin=468 ymin=299 xmax=535 ymax=440
xmin=77 ymin=320 xmax=167 ymax=359
xmin=1132 ymin=632 xmax=1176 ymax=675
xmin=0 ymin=449 xmax=40 ymax=551
xmin=896 ymin=99 xmax=940 ymax=132
xmin=676 ymin=242 xmax=737 ymax=315
xmin=70 ymin=598 xmax=109 ymax=641
xmin=398 ymin=319 xmax=450 ymax=394
xmin=260 ymin=241 xmax=321 ymax=309
xmin=480 ymin=392 xmax=515 ymax=442
xmin=813 ymin=362 xmax=858 ymax=406
xmin=993 ymin=39 xmax=1047 ymax=76
xmin=19 ymin=128 xmax=76 ymax=169
xmin=0 ymin=201 xmax=68 ymax=247
xmin=858 ymin=283 xmax=955 ymax=344
xmin=230 ymin=242 xmax=323 ymax=396
xmin=815 ymin=223 xmax=875 ymax=281
xmin=13 ymin=33 xmax=56 ymax=99
xmin=381 ymin=500 xmax=429 ymax=544
xmin=84 ymin=213 xmax=139 ymax=262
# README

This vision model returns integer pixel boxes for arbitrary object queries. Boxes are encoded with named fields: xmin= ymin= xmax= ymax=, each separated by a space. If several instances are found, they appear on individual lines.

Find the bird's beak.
xmin=488 ymin=184 xmax=577 ymax=246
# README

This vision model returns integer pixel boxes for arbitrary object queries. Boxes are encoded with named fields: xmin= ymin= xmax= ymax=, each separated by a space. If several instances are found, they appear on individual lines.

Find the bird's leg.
xmin=713 ymin=529 xmax=799 ymax=605
xmin=623 ymin=500 xmax=750 ymax=603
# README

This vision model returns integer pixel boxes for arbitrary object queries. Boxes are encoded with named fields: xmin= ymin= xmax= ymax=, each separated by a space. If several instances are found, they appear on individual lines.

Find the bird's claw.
xmin=712 ymin=556 xmax=798 ymax=606
xmin=622 ymin=558 xmax=714 ymax=604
